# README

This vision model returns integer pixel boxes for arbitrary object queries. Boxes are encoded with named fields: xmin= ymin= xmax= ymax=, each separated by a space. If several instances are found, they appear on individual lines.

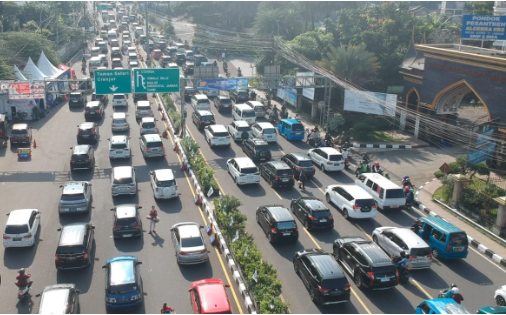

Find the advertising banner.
xmin=461 ymin=15 xmax=506 ymax=40
xmin=296 ymin=72 xmax=315 ymax=100
xmin=467 ymin=128 xmax=497 ymax=165
xmin=343 ymin=89 xmax=397 ymax=117
xmin=196 ymin=78 xmax=248 ymax=91
xmin=3 ymin=82 xmax=45 ymax=100
xmin=277 ymin=88 xmax=297 ymax=106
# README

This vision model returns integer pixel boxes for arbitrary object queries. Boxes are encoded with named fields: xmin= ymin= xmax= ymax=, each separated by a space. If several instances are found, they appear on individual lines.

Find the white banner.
xmin=296 ymin=72 xmax=315 ymax=100
xmin=343 ymin=89 xmax=397 ymax=117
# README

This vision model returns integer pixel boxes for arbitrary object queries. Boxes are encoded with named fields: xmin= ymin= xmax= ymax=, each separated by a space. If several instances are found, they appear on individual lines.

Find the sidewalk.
xmin=415 ymin=179 xmax=506 ymax=268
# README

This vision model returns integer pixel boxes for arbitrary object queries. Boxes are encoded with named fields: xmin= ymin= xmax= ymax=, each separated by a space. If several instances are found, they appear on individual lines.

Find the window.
xmin=432 ymin=229 xmax=443 ymax=242
xmin=449 ymin=232 xmax=468 ymax=246
xmin=419 ymin=302 xmax=431 ymax=314
xmin=354 ymin=251 xmax=368 ymax=265
xmin=29 ymin=212 xmax=36 ymax=228
xmin=240 ymin=167 xmax=258 ymax=174
xmin=372 ymin=183 xmax=379 ymax=192
xmin=386 ymin=189 xmax=405 ymax=199
xmin=343 ymin=192 xmax=353 ymax=202
xmin=328 ymin=155 xmax=342 ymax=161
xmin=181 ymin=236 xmax=204 ymax=248
xmin=62 ymin=193 xmax=85 ymax=201
xmin=379 ymin=188 xmax=385 ymax=198
xmin=366 ymin=180 xmax=374 ymax=188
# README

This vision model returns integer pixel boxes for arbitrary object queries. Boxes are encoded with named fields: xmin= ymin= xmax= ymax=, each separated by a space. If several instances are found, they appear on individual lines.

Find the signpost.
xmin=97 ymin=3 xmax=108 ymax=11
xmin=461 ymin=15 xmax=506 ymax=40
xmin=133 ymin=68 xmax=180 ymax=93
xmin=94 ymin=69 xmax=132 ymax=95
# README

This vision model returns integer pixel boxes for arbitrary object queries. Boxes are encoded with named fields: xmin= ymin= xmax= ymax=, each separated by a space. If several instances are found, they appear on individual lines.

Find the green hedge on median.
xmin=213 ymin=195 xmax=289 ymax=314
xmin=160 ymin=94 xmax=181 ymax=130
xmin=180 ymin=136 xmax=218 ymax=194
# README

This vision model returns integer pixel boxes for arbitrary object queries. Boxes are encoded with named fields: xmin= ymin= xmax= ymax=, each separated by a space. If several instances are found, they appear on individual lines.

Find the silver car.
xmin=109 ymin=135 xmax=131 ymax=159
xmin=139 ymin=117 xmax=158 ymax=135
xmin=111 ymin=166 xmax=137 ymax=196
xmin=140 ymin=134 xmax=165 ymax=158
xmin=171 ymin=222 xmax=209 ymax=265
xmin=58 ymin=181 xmax=92 ymax=214
xmin=111 ymin=112 xmax=129 ymax=132
xmin=135 ymin=101 xmax=153 ymax=120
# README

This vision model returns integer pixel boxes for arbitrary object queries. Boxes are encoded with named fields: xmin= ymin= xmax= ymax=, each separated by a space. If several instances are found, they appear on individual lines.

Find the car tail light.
xmin=296 ymin=225 xmax=299 ymax=231
xmin=290 ymin=131 xmax=294 ymax=135
xmin=343 ymin=284 xmax=351 ymax=290
xmin=84 ymin=110 xmax=89 ymax=114
xmin=296 ymin=166 xmax=302 ymax=171
xmin=23 ymin=234 xmax=32 ymax=239
xmin=55 ymin=254 xmax=61 ymax=262
xmin=200 ymin=120 xmax=204 ymax=123
xmin=211 ymin=119 xmax=215 ymax=123
xmin=85 ymin=159 xmax=91 ymax=162
xmin=144 ymin=147 xmax=150 ymax=150
xmin=367 ymin=272 xmax=375 ymax=287
xmin=97 ymin=109 xmax=102 ymax=114
xmin=260 ymin=133 xmax=264 ymax=136
xmin=90 ymin=129 xmax=95 ymax=134
xmin=372 ymin=205 xmax=378 ymax=209
xmin=132 ymin=223 xmax=141 ymax=228
xmin=329 ymin=214 xmax=334 ymax=220
xmin=428 ymin=254 xmax=433 ymax=259
xmin=113 ymin=225 xmax=121 ymax=230
xmin=275 ymin=176 xmax=279 ymax=180
xmin=82 ymin=253 xmax=88 ymax=261
xmin=77 ymin=128 xmax=81 ymax=134
xmin=409 ymin=255 xmax=417 ymax=259
xmin=446 ymin=244 xmax=451 ymax=251
xmin=111 ymin=123 xmax=115 ymax=126
xmin=396 ymin=269 xmax=400 ymax=283
xmin=327 ymin=162 xmax=333 ymax=165
xmin=3 ymin=235 xmax=11 ymax=240
xmin=271 ymin=228 xmax=277 ymax=233
xmin=179 ymin=251 xmax=188 ymax=256
xmin=353 ymin=205 xmax=360 ymax=210
xmin=308 ymin=215 xmax=316 ymax=220
xmin=200 ymin=249 xmax=207 ymax=254
xmin=70 ymin=159 xmax=75 ymax=162
xmin=318 ymin=285 xmax=331 ymax=293
xmin=140 ymin=127 xmax=144 ymax=130
xmin=125 ymin=122 xmax=129 ymax=126
xmin=154 ymin=126 xmax=158 ymax=129
xmin=161 ymin=145 xmax=165 ymax=149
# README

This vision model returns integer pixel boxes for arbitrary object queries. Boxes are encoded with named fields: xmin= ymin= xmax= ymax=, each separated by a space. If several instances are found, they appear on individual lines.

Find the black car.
xmin=111 ymin=49 xmax=122 ymax=60
xmin=139 ymin=34 xmax=147 ymax=44
xmin=194 ymin=54 xmax=208 ymax=66
xmin=77 ymin=122 xmax=100 ymax=144
xmin=192 ymin=110 xmax=215 ymax=130
xmin=84 ymin=101 xmax=104 ymax=121
xmin=183 ymin=61 xmax=195 ymax=75
xmin=111 ymin=204 xmax=143 ymax=239
xmin=259 ymin=161 xmax=294 ymax=188
xmin=229 ymin=89 xmax=249 ymax=103
xmin=290 ymin=197 xmax=334 ymax=230
xmin=37 ymin=284 xmax=80 ymax=314
xmin=333 ymin=237 xmax=399 ymax=290
xmin=55 ymin=223 xmax=95 ymax=270
xmin=256 ymin=205 xmax=298 ymax=243
xmin=184 ymin=87 xmax=196 ymax=101
xmin=242 ymin=138 xmax=271 ymax=162
xmin=174 ymin=53 xmax=186 ymax=66
xmin=133 ymin=93 xmax=148 ymax=103
xmin=293 ymin=249 xmax=350 ymax=305
xmin=91 ymin=93 xmax=109 ymax=106
xmin=69 ymin=92 xmax=86 ymax=107
xmin=160 ymin=55 xmax=172 ymax=68
xmin=281 ymin=152 xmax=316 ymax=179
xmin=214 ymin=96 xmax=232 ymax=112
xmin=70 ymin=145 xmax=95 ymax=171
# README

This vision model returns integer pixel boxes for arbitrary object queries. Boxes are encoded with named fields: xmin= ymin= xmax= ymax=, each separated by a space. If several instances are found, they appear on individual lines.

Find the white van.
xmin=191 ymin=94 xmax=211 ymax=111
xmin=175 ymin=43 xmax=186 ymax=53
xmin=88 ymin=57 xmax=103 ymax=73
xmin=107 ymin=30 xmax=118 ymax=41
xmin=135 ymin=26 xmax=144 ymax=36
xmin=3 ymin=209 xmax=40 ymax=248
xmin=232 ymin=104 xmax=256 ymax=125
xmin=355 ymin=173 xmax=406 ymax=210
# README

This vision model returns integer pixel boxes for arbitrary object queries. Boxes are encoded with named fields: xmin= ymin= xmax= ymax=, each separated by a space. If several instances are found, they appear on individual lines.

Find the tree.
xmin=416 ymin=14 xmax=461 ymax=44
xmin=472 ymin=1 xmax=494 ymax=15
xmin=0 ymin=32 xmax=60 ymax=67
xmin=287 ymin=30 xmax=334 ymax=61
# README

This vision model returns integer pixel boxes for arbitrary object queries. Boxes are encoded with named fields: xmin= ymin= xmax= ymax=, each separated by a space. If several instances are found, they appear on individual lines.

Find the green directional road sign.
xmin=97 ymin=3 xmax=108 ymax=11
xmin=94 ymin=69 xmax=132 ymax=95
xmin=133 ymin=68 xmax=180 ymax=93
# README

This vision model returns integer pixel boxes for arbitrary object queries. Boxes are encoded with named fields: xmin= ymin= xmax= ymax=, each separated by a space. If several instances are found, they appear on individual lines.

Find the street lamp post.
xmin=256 ymin=13 xmax=280 ymax=37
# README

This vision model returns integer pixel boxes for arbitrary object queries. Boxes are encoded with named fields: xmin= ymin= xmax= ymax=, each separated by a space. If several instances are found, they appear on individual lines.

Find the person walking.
xmin=160 ymin=303 xmax=174 ymax=314
xmin=148 ymin=206 xmax=158 ymax=234
xmin=221 ymin=51 xmax=226 ymax=61
xmin=298 ymin=170 xmax=307 ymax=190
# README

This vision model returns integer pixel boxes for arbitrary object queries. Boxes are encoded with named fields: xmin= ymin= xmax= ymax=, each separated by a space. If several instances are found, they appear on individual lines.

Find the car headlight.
xmin=131 ymin=293 xmax=142 ymax=301
xmin=106 ymin=297 xmax=117 ymax=303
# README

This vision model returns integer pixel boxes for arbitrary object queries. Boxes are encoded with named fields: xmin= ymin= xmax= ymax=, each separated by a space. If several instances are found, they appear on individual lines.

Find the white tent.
xmin=37 ymin=51 xmax=63 ymax=78
xmin=13 ymin=65 xmax=27 ymax=81
xmin=23 ymin=57 xmax=46 ymax=80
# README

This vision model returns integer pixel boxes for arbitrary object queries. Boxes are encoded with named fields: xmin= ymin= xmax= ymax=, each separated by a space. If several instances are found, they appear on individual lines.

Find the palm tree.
xmin=418 ymin=14 xmax=461 ymax=43
xmin=317 ymin=43 xmax=380 ymax=87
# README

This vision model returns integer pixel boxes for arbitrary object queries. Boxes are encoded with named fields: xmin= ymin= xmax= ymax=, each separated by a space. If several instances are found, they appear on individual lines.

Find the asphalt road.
xmin=145 ymin=13 xmax=505 ymax=314
xmin=0 ymin=7 xmax=243 ymax=315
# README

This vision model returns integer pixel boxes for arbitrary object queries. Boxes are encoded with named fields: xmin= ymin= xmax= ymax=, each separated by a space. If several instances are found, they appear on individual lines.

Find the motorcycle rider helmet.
xmin=374 ymin=161 xmax=379 ymax=166
xmin=400 ymin=251 xmax=406 ymax=258
xmin=451 ymin=287 xmax=459 ymax=294
xmin=451 ymin=283 xmax=457 ymax=288
xmin=403 ymin=175 xmax=409 ymax=180
xmin=19 ymin=268 xmax=25 ymax=275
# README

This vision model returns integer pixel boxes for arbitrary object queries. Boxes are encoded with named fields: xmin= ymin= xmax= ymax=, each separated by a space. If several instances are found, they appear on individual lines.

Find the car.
xmin=160 ymin=55 xmax=172 ymax=68
xmin=112 ymin=58 xmax=122 ymax=69
xmin=174 ymin=53 xmax=186 ymax=66
xmin=184 ymin=87 xmax=197 ymax=101
xmin=102 ymin=256 xmax=143 ymax=309
xmin=55 ymin=223 xmax=95 ymax=269
xmin=307 ymin=147 xmax=344 ymax=172
xmin=3 ymin=209 xmax=40 ymax=248
xmin=477 ymin=306 xmax=506 ymax=314
xmin=98 ymin=54 xmax=109 ymax=67
xmin=111 ymin=47 xmax=122 ymax=59
xmin=293 ymin=249 xmax=350 ymax=305
xmin=98 ymin=41 xmax=108 ymax=54
xmin=415 ymin=298 xmax=470 ymax=314
xmin=189 ymin=279 xmax=232 ymax=314
xmin=281 ymin=152 xmax=316 ymax=179
xmin=166 ymin=62 xmax=178 ymax=69
xmin=256 ymin=205 xmax=298 ymax=243
xmin=151 ymin=49 xmax=163 ymax=60
xmin=171 ymin=222 xmax=209 ymax=264
xmin=69 ymin=92 xmax=86 ymax=107
xmin=111 ymin=204 xmax=143 ymax=238
xmin=372 ymin=227 xmax=432 ymax=269
xmin=213 ymin=96 xmax=232 ymax=112
xmin=127 ymin=47 xmax=137 ymax=55
xmin=133 ymin=93 xmax=148 ymax=103
xmin=228 ymin=120 xmax=252 ymax=141
xmin=110 ymin=39 xmax=120 ymax=48
xmin=229 ymin=89 xmax=249 ymax=103
xmin=108 ymin=135 xmax=131 ymax=159
xmin=84 ymin=101 xmax=104 ymax=121
xmin=204 ymin=124 xmax=231 ymax=147
xmin=192 ymin=110 xmax=215 ymax=130
xmin=495 ymin=285 xmax=506 ymax=306
xmin=128 ymin=52 xmax=138 ymax=62
xmin=183 ymin=61 xmax=195 ymax=75
xmin=9 ymin=123 xmax=32 ymax=146
xmin=333 ymin=236 xmax=398 ymax=290
xmin=194 ymin=54 xmax=208 ymax=66
xmin=112 ymin=94 xmax=128 ymax=109
xmin=70 ymin=145 xmax=95 ymax=171
xmin=139 ymin=117 xmax=158 ymax=135
xmin=129 ymin=61 xmax=139 ymax=68
xmin=324 ymin=185 xmax=377 ymax=220
xmin=58 ymin=181 xmax=92 ymax=214
xmin=251 ymin=122 xmax=278 ymax=143
xmin=290 ymin=197 xmax=334 ymax=230
xmin=77 ymin=122 xmax=100 ymax=144
xmin=111 ymin=166 xmax=137 ymax=196
xmin=150 ymin=169 xmax=179 ymax=199
xmin=259 ymin=161 xmax=294 ymax=188
xmin=245 ymin=100 xmax=266 ymax=118
xmin=184 ymin=49 xmax=194 ymax=61
xmin=91 ymin=93 xmax=109 ymax=106
xmin=226 ymin=157 xmax=260 ymax=186
xmin=91 ymin=46 xmax=101 ymax=57
xmin=111 ymin=112 xmax=129 ymax=132
xmin=135 ymin=100 xmax=153 ymax=120
xmin=36 ymin=284 xmax=80 ymax=314
xmin=139 ymin=134 xmax=165 ymax=158
xmin=242 ymin=138 xmax=271 ymax=162
xmin=191 ymin=94 xmax=211 ymax=111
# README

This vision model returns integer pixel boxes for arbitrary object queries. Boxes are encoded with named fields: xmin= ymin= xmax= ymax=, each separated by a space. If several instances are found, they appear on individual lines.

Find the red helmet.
xmin=374 ymin=161 xmax=379 ymax=166
xmin=405 ymin=186 xmax=410 ymax=192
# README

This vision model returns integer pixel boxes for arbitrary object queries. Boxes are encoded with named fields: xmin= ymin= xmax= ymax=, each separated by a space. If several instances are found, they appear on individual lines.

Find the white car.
xmin=149 ymin=169 xmax=179 ymax=200
xmin=109 ymin=135 xmax=131 ymax=159
xmin=325 ymin=184 xmax=377 ymax=219
xmin=3 ymin=209 xmax=40 ymax=248
xmin=111 ymin=112 xmax=129 ymax=132
xmin=140 ymin=117 xmax=158 ymax=135
xmin=171 ymin=222 xmax=209 ymax=265
xmin=496 ymin=285 xmax=506 ymax=306
xmin=112 ymin=94 xmax=128 ymax=109
xmin=226 ymin=157 xmax=260 ymax=185
xmin=307 ymin=147 xmax=344 ymax=172
xmin=251 ymin=122 xmax=277 ymax=143
xmin=205 ymin=125 xmax=231 ymax=147
xmin=228 ymin=121 xmax=252 ymax=141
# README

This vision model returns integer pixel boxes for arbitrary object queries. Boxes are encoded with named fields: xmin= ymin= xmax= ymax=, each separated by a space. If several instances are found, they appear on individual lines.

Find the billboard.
xmin=467 ymin=128 xmax=497 ymax=165
xmin=343 ymin=89 xmax=397 ymax=117
xmin=196 ymin=78 xmax=248 ymax=91
xmin=461 ymin=15 xmax=506 ymax=40
xmin=296 ymin=72 xmax=315 ymax=100
xmin=277 ymin=88 xmax=297 ymax=106
xmin=0 ymin=82 xmax=45 ymax=100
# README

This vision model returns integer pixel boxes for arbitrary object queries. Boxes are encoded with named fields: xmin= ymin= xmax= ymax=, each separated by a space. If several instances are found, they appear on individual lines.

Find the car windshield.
xmin=241 ymin=167 xmax=258 ymax=174
xmin=61 ymin=193 xmax=85 ymax=201
xmin=321 ymin=278 xmax=348 ymax=290
xmin=158 ymin=179 xmax=175 ymax=187
xmin=113 ymin=95 xmax=125 ymax=100
xmin=181 ymin=236 xmax=203 ymax=248
xmin=410 ymin=247 xmax=431 ymax=257
xmin=11 ymin=129 xmax=27 ymax=135
xmin=146 ymin=141 xmax=163 ymax=148
xmin=116 ymin=217 xmax=138 ymax=227
xmin=328 ymin=155 xmax=343 ymax=161
xmin=242 ymin=111 xmax=256 ymax=118
xmin=113 ymin=119 xmax=126 ymax=124
xmin=57 ymin=245 xmax=85 ymax=255
xmin=79 ymin=129 xmax=93 ymax=135
xmin=113 ymin=177 xmax=133 ymax=184
xmin=312 ymin=210 xmax=331 ymax=218
xmin=450 ymin=232 xmax=468 ymax=246
xmin=277 ymin=221 xmax=296 ymax=229
xmin=111 ymin=143 xmax=127 ymax=150
xmin=142 ymin=122 xmax=156 ymax=128
xmin=263 ymin=128 xmax=276 ymax=134
xmin=355 ymin=199 xmax=376 ymax=207
xmin=298 ymin=160 xmax=313 ymax=167
xmin=5 ymin=225 xmax=28 ymax=234
xmin=386 ymin=189 xmax=405 ymax=199
xmin=214 ymin=132 xmax=228 ymax=138
xmin=71 ymin=154 xmax=89 ymax=161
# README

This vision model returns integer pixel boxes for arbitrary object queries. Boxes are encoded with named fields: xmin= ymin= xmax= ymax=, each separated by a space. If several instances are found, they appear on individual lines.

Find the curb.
xmin=155 ymin=94 xmax=257 ymax=314
xmin=414 ymin=178 xmax=506 ymax=270
xmin=352 ymin=143 xmax=431 ymax=149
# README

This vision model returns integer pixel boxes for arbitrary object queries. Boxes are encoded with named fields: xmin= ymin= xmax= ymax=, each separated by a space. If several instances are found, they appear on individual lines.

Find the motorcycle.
xmin=268 ymin=112 xmax=279 ymax=125
xmin=438 ymin=289 xmax=452 ymax=299
xmin=280 ymin=110 xmax=288 ymax=120
xmin=391 ymin=257 xmax=409 ymax=284
xmin=237 ymin=69 xmax=242 ymax=77
xmin=15 ymin=278 xmax=32 ymax=301
xmin=338 ymin=147 xmax=351 ymax=169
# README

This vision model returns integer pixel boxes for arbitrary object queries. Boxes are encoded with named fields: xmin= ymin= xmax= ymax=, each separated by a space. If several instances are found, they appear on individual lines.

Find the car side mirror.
xmin=36 ymin=293 xmax=42 ymax=297
xmin=70 ymin=147 xmax=73 ymax=150
xmin=137 ymin=206 xmax=143 ymax=209
xmin=76 ymin=289 xmax=81 ymax=293
xmin=224 ymin=284 xmax=230 ymax=288
xmin=59 ymin=185 xmax=64 ymax=188
xmin=89 ymin=184 xmax=92 ymax=186
xmin=110 ymin=208 xmax=114 ymax=211
xmin=57 ymin=228 xmax=62 ymax=232
xmin=149 ymin=171 xmax=153 ymax=175
xmin=135 ymin=261 xmax=142 ymax=265
xmin=102 ymin=265 xmax=107 ymax=269
xmin=199 ymin=225 xmax=205 ymax=229
xmin=91 ymin=226 xmax=95 ymax=229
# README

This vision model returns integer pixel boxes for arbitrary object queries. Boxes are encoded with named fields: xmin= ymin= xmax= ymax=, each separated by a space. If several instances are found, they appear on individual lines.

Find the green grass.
xmin=433 ymin=186 xmax=443 ymax=201
xmin=351 ymin=130 xmax=401 ymax=143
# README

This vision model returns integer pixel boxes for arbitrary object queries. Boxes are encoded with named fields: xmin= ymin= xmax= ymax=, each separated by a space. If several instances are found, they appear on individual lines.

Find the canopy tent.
xmin=37 ymin=51 xmax=63 ymax=78
xmin=13 ymin=65 xmax=27 ymax=81
xmin=23 ymin=57 xmax=46 ymax=80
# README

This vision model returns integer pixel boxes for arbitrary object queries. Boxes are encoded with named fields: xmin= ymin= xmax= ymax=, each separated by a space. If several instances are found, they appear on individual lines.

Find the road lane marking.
xmin=410 ymin=279 xmax=433 ymax=299
xmin=271 ymin=187 xmax=283 ymax=200
xmin=354 ymin=224 xmax=373 ymax=241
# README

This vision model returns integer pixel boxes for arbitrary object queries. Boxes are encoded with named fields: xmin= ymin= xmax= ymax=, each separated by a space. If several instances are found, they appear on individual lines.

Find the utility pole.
xmin=145 ymin=4 xmax=150 ymax=67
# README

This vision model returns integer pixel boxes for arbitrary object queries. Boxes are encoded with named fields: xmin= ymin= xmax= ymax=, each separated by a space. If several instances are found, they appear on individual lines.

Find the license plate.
xmin=282 ymin=179 xmax=289 ymax=182
xmin=453 ymin=247 xmax=464 ymax=252
xmin=334 ymin=163 xmax=339 ymax=166
xmin=67 ymin=257 xmax=76 ymax=261
xmin=296 ymin=132 xmax=301 ymax=135
xmin=391 ymin=205 xmax=399 ymax=209
xmin=116 ymin=150 xmax=123 ymax=154
xmin=380 ymin=277 xmax=390 ymax=282
xmin=123 ymin=234 xmax=132 ymax=237
xmin=282 ymin=232 xmax=291 ymax=236
xmin=90 ymin=112 xmax=96 ymax=114
xmin=13 ymin=237 xmax=22 ymax=241
xmin=219 ymin=138 xmax=225 ymax=142
xmin=320 ymin=219 xmax=327 ymax=222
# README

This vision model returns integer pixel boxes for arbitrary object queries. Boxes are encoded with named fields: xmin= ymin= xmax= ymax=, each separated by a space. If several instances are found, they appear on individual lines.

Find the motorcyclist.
xmin=15 ymin=268 xmax=32 ymax=288
xmin=250 ymin=90 xmax=257 ymax=101
xmin=395 ymin=252 xmax=409 ymax=271
xmin=405 ymin=188 xmax=414 ymax=209
xmin=160 ymin=303 xmax=174 ymax=314
xmin=213 ymin=60 xmax=217 ymax=67
xmin=318 ymin=137 xmax=326 ymax=148
xmin=444 ymin=284 xmax=458 ymax=299
xmin=402 ymin=176 xmax=413 ymax=188
xmin=324 ymin=133 xmax=333 ymax=147
xmin=371 ymin=161 xmax=383 ymax=174
xmin=451 ymin=287 xmax=464 ymax=304
xmin=237 ymin=67 xmax=242 ymax=77
xmin=411 ymin=219 xmax=422 ymax=234
xmin=404 ymin=186 xmax=411 ymax=197
xmin=294 ymin=113 xmax=301 ymax=121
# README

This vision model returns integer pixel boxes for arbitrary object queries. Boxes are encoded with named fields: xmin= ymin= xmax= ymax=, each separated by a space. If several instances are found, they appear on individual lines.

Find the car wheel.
xmin=321 ymin=164 xmax=326 ymax=172
xmin=294 ymin=262 xmax=299 ymax=274
xmin=343 ymin=209 xmax=349 ymax=220
xmin=497 ymin=295 xmax=506 ymax=306
xmin=354 ymin=271 xmax=363 ymax=288
xmin=304 ymin=220 xmax=310 ymax=230
xmin=309 ymin=290 xmax=316 ymax=302
xmin=432 ymin=248 xmax=439 ymax=259
xmin=267 ymin=233 xmax=273 ymax=243
xmin=325 ymin=193 xmax=331 ymax=204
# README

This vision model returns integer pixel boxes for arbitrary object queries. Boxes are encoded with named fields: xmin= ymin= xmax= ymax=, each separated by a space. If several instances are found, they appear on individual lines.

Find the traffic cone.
xmin=194 ymin=194 xmax=202 ymax=206
xmin=180 ymin=161 xmax=186 ymax=172
xmin=33 ymin=139 xmax=37 ymax=149
xmin=62 ymin=94 xmax=68 ymax=101
xmin=173 ymin=144 xmax=179 ymax=154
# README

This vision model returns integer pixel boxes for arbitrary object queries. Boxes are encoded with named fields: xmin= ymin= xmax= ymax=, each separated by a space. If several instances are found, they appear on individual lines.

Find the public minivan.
xmin=175 ymin=43 xmax=186 ymax=53
xmin=107 ymin=30 xmax=118 ymax=42
xmin=135 ymin=26 xmax=144 ymax=37
xmin=355 ymin=173 xmax=405 ymax=210
xmin=232 ymin=104 xmax=256 ymax=125
xmin=277 ymin=119 xmax=304 ymax=141
xmin=416 ymin=216 xmax=469 ymax=260
xmin=191 ymin=94 xmax=211 ymax=111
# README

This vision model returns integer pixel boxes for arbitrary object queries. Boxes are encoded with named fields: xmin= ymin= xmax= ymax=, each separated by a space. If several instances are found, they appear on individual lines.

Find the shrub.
xmin=352 ymin=121 xmax=375 ymax=137
xmin=434 ymin=170 xmax=445 ymax=179
xmin=180 ymin=137 xmax=218 ymax=193
xmin=328 ymin=113 xmax=345 ymax=136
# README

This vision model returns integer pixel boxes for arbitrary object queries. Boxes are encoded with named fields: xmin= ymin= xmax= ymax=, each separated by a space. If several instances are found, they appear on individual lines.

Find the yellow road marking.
xmin=271 ymin=188 xmax=283 ymax=200
xmin=354 ymin=224 xmax=373 ymax=241
xmin=411 ymin=279 xmax=434 ymax=299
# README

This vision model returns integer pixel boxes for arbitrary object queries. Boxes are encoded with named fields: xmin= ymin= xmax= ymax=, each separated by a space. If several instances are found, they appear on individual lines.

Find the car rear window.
xmin=276 ymin=169 xmax=292 ymax=176
xmin=449 ymin=232 xmax=468 ymax=246
xmin=329 ymin=155 xmax=343 ymax=161
xmin=5 ymin=225 xmax=29 ymax=234
xmin=146 ymin=141 xmax=163 ymax=148
xmin=197 ymin=99 xmax=210 ymax=104
xmin=158 ymin=179 xmax=175 ymax=187
xmin=116 ymin=217 xmax=138 ymax=226
xmin=70 ymin=94 xmax=82 ymax=100
xmin=277 ymin=221 xmax=296 ymax=229
xmin=113 ymin=118 xmax=127 ymax=124
xmin=142 ymin=122 xmax=156 ymax=128
xmin=79 ymin=129 xmax=93 ymax=135
xmin=385 ymin=189 xmax=405 ymax=199
xmin=57 ymin=245 xmax=85 ymax=255
xmin=111 ymin=143 xmax=127 ymax=150
xmin=371 ymin=265 xmax=396 ymax=275
xmin=201 ymin=115 xmax=214 ymax=121
xmin=263 ymin=128 xmax=276 ymax=134
xmin=71 ymin=154 xmax=89 ymax=161
xmin=241 ymin=167 xmax=258 ymax=174
xmin=109 ymin=283 xmax=137 ymax=295
xmin=298 ymin=160 xmax=313 ymax=167
xmin=113 ymin=95 xmax=125 ymax=100
xmin=292 ymin=124 xmax=304 ymax=131
xmin=312 ymin=210 xmax=331 ymax=218
xmin=113 ymin=177 xmax=133 ymax=184
xmin=214 ymin=132 xmax=228 ymax=138
xmin=61 ymin=193 xmax=85 ymax=201
xmin=181 ymin=236 xmax=203 ymax=248
xmin=321 ymin=278 xmax=348 ymax=290
xmin=220 ymin=99 xmax=231 ymax=105
xmin=237 ymin=126 xmax=250 ymax=132
xmin=11 ymin=129 xmax=27 ymax=135
xmin=242 ymin=110 xmax=256 ymax=118
xmin=410 ymin=247 xmax=431 ymax=257
xmin=355 ymin=199 xmax=376 ymax=207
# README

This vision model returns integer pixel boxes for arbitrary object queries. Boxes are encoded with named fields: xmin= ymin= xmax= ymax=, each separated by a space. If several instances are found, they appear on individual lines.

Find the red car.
xmin=189 ymin=279 xmax=232 ymax=314
xmin=151 ymin=49 xmax=163 ymax=60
